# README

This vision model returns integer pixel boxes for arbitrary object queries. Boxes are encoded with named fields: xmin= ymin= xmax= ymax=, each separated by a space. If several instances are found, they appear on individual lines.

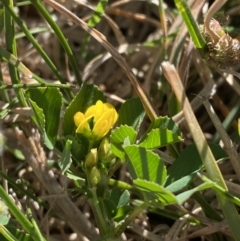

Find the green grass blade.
xmin=174 ymin=0 xmax=206 ymax=49
xmin=0 ymin=46 xmax=70 ymax=86
xmin=80 ymin=0 xmax=108 ymax=58
xmin=15 ymin=0 xmax=31 ymax=7
xmin=0 ymin=2 xmax=4 ymax=33
xmin=0 ymin=170 xmax=48 ymax=209
xmin=0 ymin=60 xmax=9 ymax=102
xmin=0 ymin=225 xmax=18 ymax=241
xmin=0 ymin=82 xmax=73 ymax=90
xmin=0 ymin=2 xmax=8 ymax=101
xmin=15 ymin=26 xmax=51 ymax=39
xmin=29 ymin=0 xmax=82 ymax=86
xmin=0 ymin=185 xmax=47 ymax=241
xmin=27 ymin=208 xmax=46 ymax=241
xmin=0 ymin=98 xmax=18 ymax=120
xmin=0 ymin=46 xmax=32 ymax=78
xmin=88 ymin=0 xmax=108 ymax=27
xmin=1 ymin=0 xmax=65 ymax=84
xmin=4 ymin=0 xmax=27 ymax=107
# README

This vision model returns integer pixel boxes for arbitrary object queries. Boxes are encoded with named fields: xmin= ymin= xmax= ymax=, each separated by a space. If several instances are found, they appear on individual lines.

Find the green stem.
xmin=0 ymin=185 xmax=46 ymax=241
xmin=0 ymin=60 xmax=9 ymax=102
xmin=0 ymin=225 xmax=18 ymax=241
xmin=174 ymin=0 xmax=206 ymax=49
xmin=27 ymin=208 xmax=46 ymax=241
xmin=88 ymin=187 xmax=108 ymax=236
xmin=2 ymin=0 xmax=75 ymax=100
xmin=108 ymin=178 xmax=133 ymax=190
xmin=113 ymin=200 xmax=149 ymax=239
xmin=0 ymin=170 xmax=48 ymax=209
xmin=0 ymin=82 xmax=74 ymax=90
xmin=2 ymin=0 xmax=65 ymax=83
xmin=4 ymin=0 xmax=27 ymax=107
xmin=29 ymin=0 xmax=82 ymax=86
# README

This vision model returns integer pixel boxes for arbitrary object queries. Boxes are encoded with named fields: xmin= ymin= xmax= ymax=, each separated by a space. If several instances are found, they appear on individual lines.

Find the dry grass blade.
xmin=83 ymin=43 xmax=153 ymax=81
xmin=225 ymin=181 xmax=240 ymax=198
xmin=105 ymin=7 xmax=160 ymax=28
xmin=178 ymin=40 xmax=193 ymax=85
xmin=161 ymin=61 xmax=240 ymax=240
xmin=74 ymin=0 xmax=127 ymax=45
xmin=204 ymin=0 xmax=228 ymax=44
xmin=169 ymin=0 xmax=206 ymax=62
xmin=172 ymin=79 xmax=216 ymax=124
xmin=173 ymin=207 xmax=231 ymax=240
xmin=201 ymin=99 xmax=240 ymax=181
xmin=177 ymin=225 xmax=232 ymax=240
xmin=175 ymin=213 xmax=232 ymax=240
xmin=225 ymin=74 xmax=240 ymax=96
xmin=165 ymin=217 xmax=188 ymax=241
xmin=44 ymin=0 xmax=157 ymax=121
xmin=128 ymin=223 xmax=164 ymax=241
xmin=5 ymin=128 xmax=100 ymax=240
xmin=172 ymin=48 xmax=217 ymax=124
xmin=161 ymin=61 xmax=225 ymax=185
xmin=192 ymin=49 xmax=238 ymax=128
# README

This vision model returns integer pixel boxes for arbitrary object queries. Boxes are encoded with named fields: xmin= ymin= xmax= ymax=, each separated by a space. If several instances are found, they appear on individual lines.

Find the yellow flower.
xmin=74 ymin=100 xmax=118 ymax=141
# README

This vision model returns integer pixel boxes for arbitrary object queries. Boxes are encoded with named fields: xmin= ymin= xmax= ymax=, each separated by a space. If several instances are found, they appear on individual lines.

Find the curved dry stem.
xmin=204 ymin=0 xmax=228 ymax=43
xmin=161 ymin=61 xmax=240 ymax=240
xmin=202 ymin=99 xmax=240 ymax=182
xmin=44 ymin=0 xmax=158 ymax=121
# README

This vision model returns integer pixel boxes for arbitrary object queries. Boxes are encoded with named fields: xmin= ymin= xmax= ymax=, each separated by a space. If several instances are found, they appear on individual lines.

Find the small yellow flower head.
xmin=74 ymin=101 xmax=118 ymax=141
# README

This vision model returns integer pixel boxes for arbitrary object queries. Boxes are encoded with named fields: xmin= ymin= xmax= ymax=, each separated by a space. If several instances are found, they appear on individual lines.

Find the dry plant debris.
xmin=1 ymin=0 xmax=240 ymax=240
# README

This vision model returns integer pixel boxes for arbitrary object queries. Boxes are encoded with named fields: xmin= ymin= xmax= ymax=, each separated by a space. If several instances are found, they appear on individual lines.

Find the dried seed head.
xmin=200 ymin=17 xmax=240 ymax=69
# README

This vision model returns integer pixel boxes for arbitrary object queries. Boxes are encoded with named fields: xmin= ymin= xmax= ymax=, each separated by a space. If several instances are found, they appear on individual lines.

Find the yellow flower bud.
xmin=89 ymin=167 xmax=101 ymax=186
xmin=98 ymin=137 xmax=112 ymax=160
xmin=98 ymin=138 xmax=116 ymax=168
xmin=85 ymin=148 xmax=98 ymax=169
